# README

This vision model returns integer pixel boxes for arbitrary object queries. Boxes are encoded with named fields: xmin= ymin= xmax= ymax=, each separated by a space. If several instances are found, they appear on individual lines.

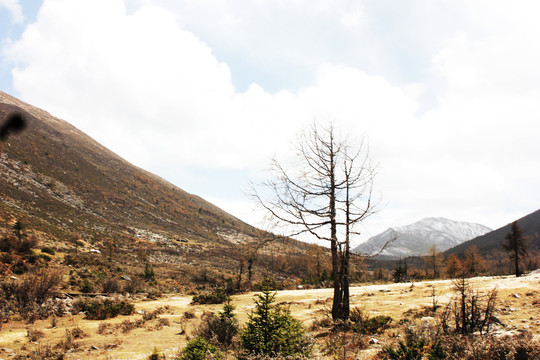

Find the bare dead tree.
xmin=441 ymin=275 xmax=498 ymax=335
xmin=252 ymin=122 xmax=378 ymax=320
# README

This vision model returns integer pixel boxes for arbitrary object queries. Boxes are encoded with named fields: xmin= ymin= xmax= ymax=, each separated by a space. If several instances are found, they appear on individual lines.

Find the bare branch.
xmin=250 ymin=121 xmax=379 ymax=321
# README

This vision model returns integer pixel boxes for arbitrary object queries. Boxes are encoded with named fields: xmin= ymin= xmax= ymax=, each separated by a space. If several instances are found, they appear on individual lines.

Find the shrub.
xmin=0 ymin=236 xmax=17 ymax=252
xmin=196 ymin=300 xmax=239 ymax=348
xmin=349 ymin=307 xmax=392 ymax=334
xmin=177 ymin=337 xmax=224 ymax=360
xmin=72 ymin=297 xmax=134 ymax=320
xmin=0 ymin=267 xmax=63 ymax=322
xmin=322 ymin=332 xmax=368 ymax=359
xmin=310 ymin=316 xmax=333 ymax=331
xmin=156 ymin=317 xmax=170 ymax=328
xmin=441 ymin=331 xmax=540 ymax=360
xmin=66 ymin=325 xmax=87 ymax=339
xmin=80 ymin=278 xmax=94 ymax=293
xmin=142 ymin=309 xmax=158 ymax=321
xmin=102 ymin=277 xmax=122 ymax=294
xmin=38 ymin=254 xmax=51 ymax=262
xmin=41 ymin=247 xmax=55 ymax=255
xmin=119 ymin=318 xmax=145 ymax=333
xmin=12 ymin=344 xmax=66 ymax=360
xmin=358 ymin=315 xmax=392 ymax=334
xmin=143 ymin=262 xmax=155 ymax=281
xmin=241 ymin=280 xmax=312 ymax=357
xmin=123 ymin=278 xmax=141 ymax=294
xmin=183 ymin=310 xmax=196 ymax=319
xmin=385 ymin=338 xmax=426 ymax=360
xmin=19 ymin=236 xmax=39 ymax=253
xmin=382 ymin=317 xmax=540 ymax=360
xmin=97 ymin=322 xmax=115 ymax=335
xmin=149 ymin=347 xmax=165 ymax=360
xmin=382 ymin=321 xmax=443 ymax=360
xmin=440 ymin=277 xmax=498 ymax=335
xmin=26 ymin=327 xmax=45 ymax=342
xmin=191 ymin=289 xmax=229 ymax=305
xmin=0 ymin=234 xmax=39 ymax=254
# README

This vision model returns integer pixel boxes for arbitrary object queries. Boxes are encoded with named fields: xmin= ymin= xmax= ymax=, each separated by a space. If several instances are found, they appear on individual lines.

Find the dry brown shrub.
xmin=314 ymin=297 xmax=331 ymax=305
xmin=97 ymin=322 xmax=116 ymax=335
xmin=309 ymin=316 xmax=333 ymax=331
xmin=26 ymin=327 xmax=44 ymax=342
xmin=68 ymin=325 xmax=87 ymax=339
xmin=57 ymin=327 xmax=81 ymax=351
xmin=13 ymin=344 xmax=66 ymax=360
xmin=182 ymin=309 xmax=196 ymax=319
xmin=440 ymin=277 xmax=498 ymax=335
xmin=442 ymin=331 xmax=540 ymax=360
xmin=157 ymin=317 xmax=170 ymax=326
xmin=151 ymin=317 xmax=170 ymax=331
xmin=1 ymin=267 xmax=63 ymax=322
xmin=142 ymin=310 xmax=158 ymax=321
xmin=102 ymin=277 xmax=122 ymax=294
xmin=119 ymin=318 xmax=145 ymax=333
xmin=321 ymin=332 xmax=369 ymax=360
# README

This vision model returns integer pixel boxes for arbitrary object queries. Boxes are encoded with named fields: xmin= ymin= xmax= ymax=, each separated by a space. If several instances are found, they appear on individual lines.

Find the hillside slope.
xmin=0 ymin=91 xmax=315 ymax=289
xmin=0 ymin=91 xmax=256 ymax=241
xmin=445 ymin=209 xmax=540 ymax=257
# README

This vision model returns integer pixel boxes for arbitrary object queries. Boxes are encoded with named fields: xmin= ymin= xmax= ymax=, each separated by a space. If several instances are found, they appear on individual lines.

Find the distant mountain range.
xmin=353 ymin=217 xmax=492 ymax=260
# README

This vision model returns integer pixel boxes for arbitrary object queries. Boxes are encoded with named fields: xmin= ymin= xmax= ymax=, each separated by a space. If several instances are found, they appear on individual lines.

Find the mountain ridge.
xmin=0 ymin=91 xmax=318 ymax=291
xmin=0 ymin=91 xmax=251 ymax=239
xmin=444 ymin=209 xmax=540 ymax=257
xmin=354 ymin=217 xmax=491 ymax=260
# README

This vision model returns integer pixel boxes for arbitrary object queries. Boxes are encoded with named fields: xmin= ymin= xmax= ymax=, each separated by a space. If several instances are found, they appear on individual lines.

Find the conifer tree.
xmin=502 ymin=221 xmax=528 ymax=277
xmin=241 ymin=280 xmax=310 ymax=357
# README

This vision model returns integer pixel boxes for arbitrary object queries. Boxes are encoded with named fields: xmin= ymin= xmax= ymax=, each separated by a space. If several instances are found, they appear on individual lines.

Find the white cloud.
xmin=340 ymin=3 xmax=365 ymax=30
xmin=3 ymin=0 xmax=540 ymax=241
xmin=0 ymin=0 xmax=24 ymax=23
xmin=4 ymin=0 xmax=417 ymax=171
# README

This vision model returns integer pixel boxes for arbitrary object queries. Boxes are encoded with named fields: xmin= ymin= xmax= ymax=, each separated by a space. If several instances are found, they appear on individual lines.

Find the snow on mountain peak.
xmin=353 ymin=217 xmax=492 ymax=259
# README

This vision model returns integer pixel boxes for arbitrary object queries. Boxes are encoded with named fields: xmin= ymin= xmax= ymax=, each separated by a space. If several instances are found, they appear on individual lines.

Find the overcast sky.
xmin=1 ymin=0 xmax=539 ymax=246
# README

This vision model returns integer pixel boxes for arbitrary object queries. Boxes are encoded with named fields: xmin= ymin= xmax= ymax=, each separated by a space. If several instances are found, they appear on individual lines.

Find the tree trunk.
xmin=237 ymin=259 xmax=244 ymax=290
xmin=514 ymin=248 xmax=520 ymax=277
xmin=331 ymin=243 xmax=344 ymax=320
xmin=342 ymin=251 xmax=350 ymax=320
xmin=330 ymin=142 xmax=344 ymax=320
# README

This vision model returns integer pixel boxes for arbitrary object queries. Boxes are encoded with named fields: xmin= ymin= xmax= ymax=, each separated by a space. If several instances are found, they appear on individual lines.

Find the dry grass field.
xmin=1 ymin=271 xmax=538 ymax=359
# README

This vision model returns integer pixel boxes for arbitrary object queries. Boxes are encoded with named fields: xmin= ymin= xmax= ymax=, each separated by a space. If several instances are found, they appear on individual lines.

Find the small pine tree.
xmin=80 ymin=278 xmax=94 ymax=293
xmin=148 ymin=347 xmax=164 ymax=360
xmin=178 ymin=337 xmax=223 ymax=360
xmin=143 ymin=262 xmax=155 ymax=281
xmin=393 ymin=258 xmax=408 ymax=283
xmin=12 ymin=220 xmax=22 ymax=245
xmin=241 ymin=279 xmax=311 ymax=357
xmin=196 ymin=300 xmax=238 ymax=348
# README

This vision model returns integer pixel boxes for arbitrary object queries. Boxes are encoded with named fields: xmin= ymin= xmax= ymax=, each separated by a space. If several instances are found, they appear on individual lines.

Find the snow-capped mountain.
xmin=353 ymin=217 xmax=492 ymax=259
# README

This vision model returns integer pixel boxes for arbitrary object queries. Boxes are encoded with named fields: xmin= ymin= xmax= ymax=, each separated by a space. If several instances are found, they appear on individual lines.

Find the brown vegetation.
xmin=0 ymin=271 xmax=537 ymax=359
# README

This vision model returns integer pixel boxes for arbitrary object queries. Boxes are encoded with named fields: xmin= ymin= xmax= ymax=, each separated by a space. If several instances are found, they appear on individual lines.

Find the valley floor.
xmin=1 ymin=271 xmax=539 ymax=359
